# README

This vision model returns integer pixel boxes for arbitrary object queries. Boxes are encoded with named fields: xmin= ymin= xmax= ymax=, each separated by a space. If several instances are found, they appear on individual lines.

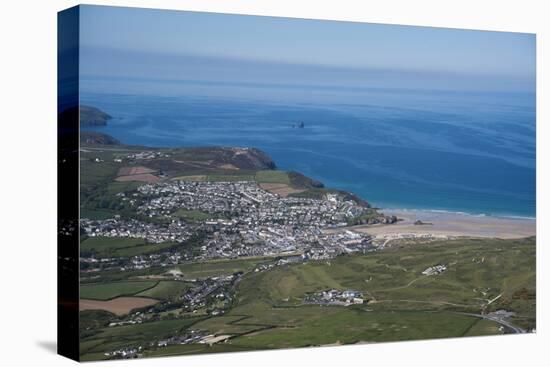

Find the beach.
xmin=347 ymin=209 xmax=536 ymax=240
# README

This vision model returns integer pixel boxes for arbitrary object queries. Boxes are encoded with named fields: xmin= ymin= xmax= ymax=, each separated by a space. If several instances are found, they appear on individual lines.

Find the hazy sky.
xmin=78 ymin=5 xmax=536 ymax=93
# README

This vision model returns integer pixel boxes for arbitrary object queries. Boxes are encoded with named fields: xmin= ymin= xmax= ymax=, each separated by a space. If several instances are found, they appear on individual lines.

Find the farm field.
xmin=463 ymin=319 xmax=504 ymax=336
xmin=80 ymin=281 xmax=158 ymax=300
xmin=206 ymin=174 xmax=255 ymax=182
xmin=115 ymin=173 xmax=159 ymax=183
xmin=80 ymin=236 xmax=176 ymax=258
xmin=259 ymin=182 xmax=305 ymax=197
xmin=171 ymin=175 xmax=207 ymax=181
xmin=80 ymin=297 xmax=159 ymax=316
xmin=228 ymin=309 xmax=481 ymax=349
xmin=172 ymin=209 xmax=215 ymax=222
xmin=136 ymin=281 xmax=194 ymax=300
xmin=105 ymin=181 xmax=142 ymax=195
xmin=255 ymin=170 xmax=291 ymax=184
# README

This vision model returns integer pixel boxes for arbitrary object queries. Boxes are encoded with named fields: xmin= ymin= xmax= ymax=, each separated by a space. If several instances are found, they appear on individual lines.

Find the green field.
xmin=116 ymin=243 xmax=177 ymax=257
xmin=80 ymin=281 xmax=159 ymax=300
xmin=80 ymin=208 xmax=118 ymax=220
xmin=79 ymin=148 xmax=150 ymax=222
xmin=136 ymin=281 xmax=193 ymax=300
xmin=229 ymin=310 xmax=479 ymax=348
xmin=80 ymin=236 xmax=176 ymax=258
xmin=80 ymin=158 xmax=120 ymax=189
xmin=463 ymin=319 xmax=504 ymax=337
xmin=255 ymin=170 xmax=291 ymax=184
xmin=81 ymin=266 xmax=166 ymax=284
xmin=81 ymin=236 xmax=144 ymax=253
xmin=206 ymin=174 xmax=255 ymax=182
xmin=172 ymin=209 xmax=215 ymax=222
xmin=106 ymin=181 xmax=143 ymax=195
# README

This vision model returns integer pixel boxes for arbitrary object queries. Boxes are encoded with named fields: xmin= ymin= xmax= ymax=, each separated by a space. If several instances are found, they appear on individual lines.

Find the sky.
xmin=78 ymin=5 xmax=536 ymax=93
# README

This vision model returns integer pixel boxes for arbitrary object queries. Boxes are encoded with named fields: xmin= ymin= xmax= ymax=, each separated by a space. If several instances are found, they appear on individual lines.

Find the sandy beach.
xmin=348 ymin=209 xmax=536 ymax=240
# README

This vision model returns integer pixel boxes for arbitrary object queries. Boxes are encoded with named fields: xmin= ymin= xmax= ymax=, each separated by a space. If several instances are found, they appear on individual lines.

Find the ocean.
xmin=80 ymin=80 xmax=536 ymax=218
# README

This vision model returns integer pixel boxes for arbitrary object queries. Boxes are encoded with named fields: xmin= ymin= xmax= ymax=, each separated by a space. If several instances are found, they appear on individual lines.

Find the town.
xmin=81 ymin=180 xmax=378 ymax=270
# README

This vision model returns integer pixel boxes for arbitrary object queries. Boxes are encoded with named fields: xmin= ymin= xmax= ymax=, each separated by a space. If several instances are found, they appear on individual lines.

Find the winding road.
xmin=458 ymin=312 xmax=526 ymax=334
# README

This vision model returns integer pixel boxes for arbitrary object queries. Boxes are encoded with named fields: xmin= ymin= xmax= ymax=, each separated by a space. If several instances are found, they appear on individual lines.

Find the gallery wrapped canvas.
xmin=58 ymin=4 xmax=536 ymax=362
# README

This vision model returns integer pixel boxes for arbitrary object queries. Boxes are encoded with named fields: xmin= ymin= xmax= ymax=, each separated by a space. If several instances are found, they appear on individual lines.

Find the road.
xmin=458 ymin=312 xmax=526 ymax=334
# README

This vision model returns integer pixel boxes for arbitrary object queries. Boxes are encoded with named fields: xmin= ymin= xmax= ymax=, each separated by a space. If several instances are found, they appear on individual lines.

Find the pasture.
xmin=80 ymin=236 xmax=176 ymax=258
xmin=80 ymin=281 xmax=158 ymax=300
xmin=255 ymin=170 xmax=291 ymax=184
xmin=206 ymin=174 xmax=255 ymax=182
xmin=80 ymin=297 xmax=159 ymax=316
xmin=173 ymin=209 xmax=214 ymax=222
xmin=137 ymin=281 xmax=193 ymax=300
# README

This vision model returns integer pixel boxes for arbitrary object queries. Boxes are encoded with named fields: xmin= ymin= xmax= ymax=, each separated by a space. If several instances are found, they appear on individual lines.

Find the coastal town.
xmin=81 ymin=180 xmax=383 ymax=271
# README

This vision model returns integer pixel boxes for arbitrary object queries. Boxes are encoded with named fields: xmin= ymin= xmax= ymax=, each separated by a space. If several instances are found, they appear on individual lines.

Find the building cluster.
xmin=80 ymin=251 xmax=187 ymax=273
xmin=136 ymin=181 xmax=363 ymax=227
xmin=80 ymin=180 xmax=377 ymax=268
xmin=422 ymin=264 xmax=447 ymax=276
xmin=156 ymin=330 xmax=205 ymax=348
xmin=125 ymin=151 xmax=171 ymax=160
xmin=132 ymin=181 xmax=373 ymax=260
xmin=305 ymin=289 xmax=366 ymax=306
xmin=81 ymin=218 xmax=192 ymax=244
xmin=103 ymin=346 xmax=141 ymax=359
xmin=179 ymin=274 xmax=236 ymax=313
xmin=107 ymin=328 xmax=231 ymax=359
xmin=129 ymin=252 xmax=184 ymax=270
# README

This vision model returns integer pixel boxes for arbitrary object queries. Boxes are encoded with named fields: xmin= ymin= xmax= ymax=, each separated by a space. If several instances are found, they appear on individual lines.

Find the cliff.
xmin=79 ymin=105 xmax=112 ymax=126
xmin=80 ymin=131 xmax=121 ymax=145
xmin=59 ymin=105 xmax=112 ymax=128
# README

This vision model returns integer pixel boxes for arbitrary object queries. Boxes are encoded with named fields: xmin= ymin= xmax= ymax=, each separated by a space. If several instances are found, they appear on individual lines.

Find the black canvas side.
xmin=57 ymin=5 xmax=80 ymax=362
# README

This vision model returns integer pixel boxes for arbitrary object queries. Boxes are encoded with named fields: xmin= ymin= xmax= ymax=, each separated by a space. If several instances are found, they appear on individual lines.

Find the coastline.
xmin=346 ymin=208 xmax=536 ymax=240
xmin=81 ymin=125 xmax=535 ymax=240
xmin=379 ymin=207 xmax=535 ymax=220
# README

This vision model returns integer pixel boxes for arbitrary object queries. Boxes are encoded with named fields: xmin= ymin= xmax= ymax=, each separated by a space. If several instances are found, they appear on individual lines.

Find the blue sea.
xmin=81 ymin=80 xmax=536 ymax=218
